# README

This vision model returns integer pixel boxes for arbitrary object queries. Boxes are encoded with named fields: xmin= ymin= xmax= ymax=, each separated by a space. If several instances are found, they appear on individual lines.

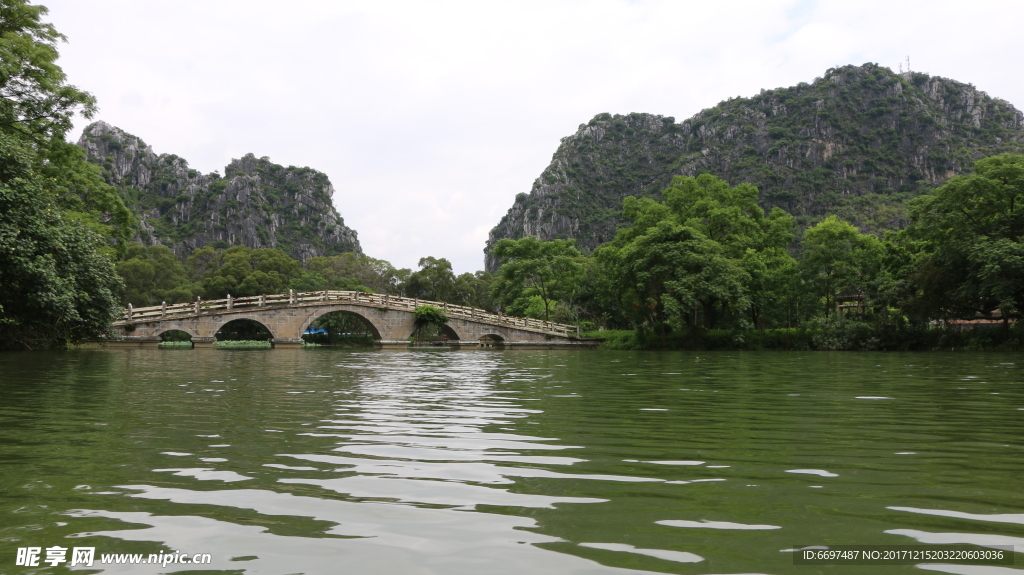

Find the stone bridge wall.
xmin=114 ymin=302 xmax=585 ymax=348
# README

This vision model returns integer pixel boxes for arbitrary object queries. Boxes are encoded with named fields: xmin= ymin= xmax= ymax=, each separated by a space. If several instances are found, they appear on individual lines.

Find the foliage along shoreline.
xmin=489 ymin=154 xmax=1024 ymax=352
xmin=584 ymin=324 xmax=1024 ymax=352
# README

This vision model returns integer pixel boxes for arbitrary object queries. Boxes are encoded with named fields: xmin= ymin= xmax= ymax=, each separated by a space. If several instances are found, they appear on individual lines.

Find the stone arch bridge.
xmin=110 ymin=290 xmax=592 ymax=349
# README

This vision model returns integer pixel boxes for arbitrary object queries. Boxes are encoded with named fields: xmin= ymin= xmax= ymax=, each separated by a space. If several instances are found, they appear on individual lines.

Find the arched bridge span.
xmin=111 ymin=291 xmax=590 ymax=348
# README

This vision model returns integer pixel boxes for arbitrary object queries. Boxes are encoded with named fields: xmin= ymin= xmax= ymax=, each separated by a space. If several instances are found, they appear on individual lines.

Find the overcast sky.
xmin=46 ymin=0 xmax=1024 ymax=274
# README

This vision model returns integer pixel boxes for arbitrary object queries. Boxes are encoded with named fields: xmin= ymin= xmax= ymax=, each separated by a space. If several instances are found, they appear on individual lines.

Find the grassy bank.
xmin=157 ymin=341 xmax=193 ymax=348
xmin=214 ymin=340 xmax=272 ymax=349
xmin=583 ymin=321 xmax=1024 ymax=351
xmin=158 ymin=340 xmax=329 ymax=349
xmin=301 ymin=334 xmax=375 ymax=347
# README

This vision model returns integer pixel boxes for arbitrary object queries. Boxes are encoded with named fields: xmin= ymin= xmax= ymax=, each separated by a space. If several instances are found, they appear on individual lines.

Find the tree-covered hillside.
xmin=78 ymin=121 xmax=361 ymax=262
xmin=485 ymin=63 xmax=1024 ymax=270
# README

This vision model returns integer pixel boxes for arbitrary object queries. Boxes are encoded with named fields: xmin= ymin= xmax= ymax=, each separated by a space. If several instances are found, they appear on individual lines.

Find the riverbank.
xmin=584 ymin=321 xmax=1024 ymax=351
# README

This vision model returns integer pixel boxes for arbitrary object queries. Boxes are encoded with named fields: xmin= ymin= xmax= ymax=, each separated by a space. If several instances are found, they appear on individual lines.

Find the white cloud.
xmin=45 ymin=0 xmax=1024 ymax=274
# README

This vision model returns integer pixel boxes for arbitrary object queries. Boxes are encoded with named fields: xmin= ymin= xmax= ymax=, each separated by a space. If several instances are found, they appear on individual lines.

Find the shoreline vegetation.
xmin=152 ymin=324 xmax=1024 ymax=352
xmin=584 ymin=323 xmax=1024 ymax=352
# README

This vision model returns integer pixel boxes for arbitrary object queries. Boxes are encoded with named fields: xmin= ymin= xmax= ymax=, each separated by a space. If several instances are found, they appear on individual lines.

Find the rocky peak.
xmin=78 ymin=123 xmax=361 ymax=262
xmin=484 ymin=64 xmax=1024 ymax=271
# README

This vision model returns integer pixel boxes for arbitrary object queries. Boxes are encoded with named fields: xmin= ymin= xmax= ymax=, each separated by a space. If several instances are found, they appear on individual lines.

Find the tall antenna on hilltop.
xmin=898 ymin=54 xmax=911 ymax=79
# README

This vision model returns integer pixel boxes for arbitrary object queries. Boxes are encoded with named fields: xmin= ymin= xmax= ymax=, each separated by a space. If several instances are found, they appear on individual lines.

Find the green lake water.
xmin=1 ymin=349 xmax=1022 ymax=574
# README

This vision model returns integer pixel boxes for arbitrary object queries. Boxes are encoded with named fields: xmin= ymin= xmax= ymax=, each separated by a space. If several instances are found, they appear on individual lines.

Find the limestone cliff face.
xmin=78 ymin=121 xmax=361 ymax=262
xmin=485 ymin=64 xmax=1024 ymax=271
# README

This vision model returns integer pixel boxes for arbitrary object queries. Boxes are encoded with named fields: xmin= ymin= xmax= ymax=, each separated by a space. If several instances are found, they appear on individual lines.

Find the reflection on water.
xmin=1 ymin=349 xmax=1023 ymax=574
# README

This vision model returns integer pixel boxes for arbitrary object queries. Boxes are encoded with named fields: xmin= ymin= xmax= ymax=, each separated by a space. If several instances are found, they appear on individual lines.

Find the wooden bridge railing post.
xmin=127 ymin=304 xmax=133 ymax=321
xmin=289 ymin=289 xmax=295 ymax=304
xmin=227 ymin=294 xmax=233 ymax=310
xmin=161 ymin=301 xmax=166 ymax=317
xmin=194 ymin=297 xmax=201 ymax=315
xmin=259 ymin=294 xmax=265 ymax=307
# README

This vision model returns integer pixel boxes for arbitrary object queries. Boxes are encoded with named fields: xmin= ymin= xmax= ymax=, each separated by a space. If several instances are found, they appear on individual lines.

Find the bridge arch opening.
xmin=214 ymin=318 xmax=274 ymax=342
xmin=159 ymin=330 xmax=194 ymax=343
xmin=412 ymin=322 xmax=460 ymax=345
xmin=478 ymin=334 xmax=505 ymax=348
xmin=302 ymin=311 xmax=379 ymax=345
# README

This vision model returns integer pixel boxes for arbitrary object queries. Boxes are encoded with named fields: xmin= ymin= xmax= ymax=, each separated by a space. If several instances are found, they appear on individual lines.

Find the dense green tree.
xmin=0 ymin=1 xmax=131 ymax=348
xmin=289 ymin=270 xmax=369 ymax=293
xmin=661 ymin=174 xmax=795 ymax=256
xmin=401 ymin=259 xmax=496 ymax=312
xmin=410 ymin=304 xmax=452 ymax=342
xmin=741 ymin=247 xmax=801 ymax=328
xmin=188 ymin=246 xmax=302 ymax=298
xmin=41 ymin=139 xmax=133 ymax=246
xmin=288 ymin=271 xmax=330 ymax=292
xmin=596 ymin=175 xmax=795 ymax=331
xmin=305 ymin=252 xmax=406 ymax=293
xmin=491 ymin=237 xmax=584 ymax=321
xmin=658 ymin=174 xmax=796 ymax=328
xmin=0 ymin=0 xmax=130 ymax=245
xmin=799 ymin=216 xmax=883 ymax=317
xmin=413 ymin=304 xmax=449 ymax=326
xmin=116 ymin=244 xmax=195 ymax=306
xmin=1 ymin=0 xmax=94 ymax=140
xmin=568 ymin=256 xmax=628 ymax=329
xmin=453 ymin=271 xmax=497 ymax=311
xmin=599 ymin=220 xmax=747 ymax=332
xmin=904 ymin=153 xmax=1024 ymax=320
xmin=403 ymin=257 xmax=458 ymax=302
xmin=0 ymin=134 xmax=122 ymax=349
xmin=868 ymin=233 xmax=930 ymax=327
xmin=184 ymin=245 xmax=220 ymax=280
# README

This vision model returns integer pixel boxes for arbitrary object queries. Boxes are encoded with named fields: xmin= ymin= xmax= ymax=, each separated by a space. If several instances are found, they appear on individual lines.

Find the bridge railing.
xmin=116 ymin=291 xmax=579 ymax=337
